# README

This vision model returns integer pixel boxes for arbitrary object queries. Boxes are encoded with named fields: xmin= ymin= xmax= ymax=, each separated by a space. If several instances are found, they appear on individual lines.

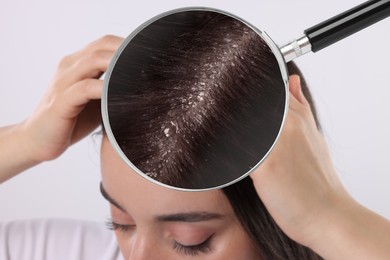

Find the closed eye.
xmin=172 ymin=234 xmax=213 ymax=256
xmin=106 ymin=219 xmax=135 ymax=233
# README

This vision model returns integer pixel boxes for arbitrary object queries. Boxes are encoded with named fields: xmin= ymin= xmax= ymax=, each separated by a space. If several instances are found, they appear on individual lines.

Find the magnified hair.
xmin=107 ymin=10 xmax=320 ymax=189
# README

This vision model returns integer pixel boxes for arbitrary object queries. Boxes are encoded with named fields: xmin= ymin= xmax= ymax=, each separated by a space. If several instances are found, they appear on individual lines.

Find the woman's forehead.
xmin=100 ymin=136 xmax=232 ymax=217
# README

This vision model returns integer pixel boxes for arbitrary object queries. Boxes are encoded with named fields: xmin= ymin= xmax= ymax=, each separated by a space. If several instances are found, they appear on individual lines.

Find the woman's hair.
xmin=104 ymin=10 xmax=322 ymax=259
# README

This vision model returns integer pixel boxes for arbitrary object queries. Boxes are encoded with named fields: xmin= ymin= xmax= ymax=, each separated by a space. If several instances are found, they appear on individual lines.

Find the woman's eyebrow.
xmin=100 ymin=182 xmax=126 ymax=212
xmin=156 ymin=212 xmax=224 ymax=222
xmin=100 ymin=182 xmax=225 ymax=222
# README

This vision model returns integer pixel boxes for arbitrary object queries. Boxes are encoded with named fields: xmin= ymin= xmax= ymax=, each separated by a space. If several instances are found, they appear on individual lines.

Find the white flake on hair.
xmin=145 ymin=172 xmax=157 ymax=178
xmin=170 ymin=121 xmax=178 ymax=133
xmin=164 ymin=128 xmax=170 ymax=137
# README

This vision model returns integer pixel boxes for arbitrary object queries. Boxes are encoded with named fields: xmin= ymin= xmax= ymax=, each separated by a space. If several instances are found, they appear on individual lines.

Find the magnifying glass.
xmin=102 ymin=0 xmax=389 ymax=191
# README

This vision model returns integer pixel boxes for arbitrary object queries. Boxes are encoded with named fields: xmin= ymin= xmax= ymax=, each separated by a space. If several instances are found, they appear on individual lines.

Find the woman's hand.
xmin=250 ymin=75 xmax=390 ymax=259
xmin=21 ymin=35 xmax=124 ymax=162
xmin=251 ymin=75 xmax=347 ymax=244
xmin=0 ymin=35 xmax=124 ymax=182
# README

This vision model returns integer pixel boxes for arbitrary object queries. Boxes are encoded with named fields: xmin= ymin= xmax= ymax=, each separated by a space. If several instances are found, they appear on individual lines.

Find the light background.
xmin=0 ymin=0 xmax=389 ymax=222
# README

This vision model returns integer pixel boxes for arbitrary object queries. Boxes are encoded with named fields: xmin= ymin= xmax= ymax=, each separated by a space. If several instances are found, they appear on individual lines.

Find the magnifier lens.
xmin=104 ymin=9 xmax=287 ymax=190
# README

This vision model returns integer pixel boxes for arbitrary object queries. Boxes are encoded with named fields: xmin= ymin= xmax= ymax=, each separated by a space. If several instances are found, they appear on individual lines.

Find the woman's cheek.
xmin=208 ymin=227 xmax=260 ymax=259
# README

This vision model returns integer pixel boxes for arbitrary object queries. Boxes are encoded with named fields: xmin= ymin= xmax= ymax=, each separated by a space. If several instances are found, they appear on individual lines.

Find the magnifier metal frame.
xmin=102 ymin=1 xmax=390 ymax=191
xmin=102 ymin=7 xmax=290 ymax=191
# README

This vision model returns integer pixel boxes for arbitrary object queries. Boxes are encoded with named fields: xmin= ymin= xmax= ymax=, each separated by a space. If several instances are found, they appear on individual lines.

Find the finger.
xmin=58 ymin=50 xmax=115 ymax=88
xmin=70 ymin=100 xmax=102 ymax=144
xmin=289 ymin=75 xmax=304 ymax=103
xmin=69 ymin=78 xmax=103 ymax=103
xmin=63 ymin=35 xmax=124 ymax=66
xmin=55 ymin=35 xmax=124 ymax=86
xmin=288 ymin=75 xmax=313 ymax=113
xmin=287 ymin=76 xmax=300 ymax=111
xmin=287 ymin=75 xmax=320 ymax=130
xmin=85 ymin=35 xmax=124 ymax=53
xmin=58 ymin=79 xmax=103 ymax=119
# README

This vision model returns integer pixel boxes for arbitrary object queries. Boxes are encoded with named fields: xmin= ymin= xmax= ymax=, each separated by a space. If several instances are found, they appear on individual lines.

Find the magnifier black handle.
xmin=305 ymin=0 xmax=390 ymax=52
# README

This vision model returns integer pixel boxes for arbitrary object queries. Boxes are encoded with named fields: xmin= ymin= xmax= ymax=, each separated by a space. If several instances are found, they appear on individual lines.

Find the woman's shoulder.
xmin=0 ymin=218 xmax=123 ymax=260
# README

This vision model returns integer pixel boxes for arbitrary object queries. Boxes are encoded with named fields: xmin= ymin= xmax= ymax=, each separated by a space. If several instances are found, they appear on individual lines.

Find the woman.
xmin=1 ymin=17 xmax=390 ymax=260
xmin=101 ymin=13 xmax=325 ymax=259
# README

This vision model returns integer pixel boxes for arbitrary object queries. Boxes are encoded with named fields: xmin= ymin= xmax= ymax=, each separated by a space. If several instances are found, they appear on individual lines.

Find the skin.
xmin=1 ymin=35 xmax=389 ymax=259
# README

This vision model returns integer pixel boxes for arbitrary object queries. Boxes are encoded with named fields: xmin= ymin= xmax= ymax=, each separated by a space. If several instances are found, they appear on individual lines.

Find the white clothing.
xmin=0 ymin=218 xmax=124 ymax=260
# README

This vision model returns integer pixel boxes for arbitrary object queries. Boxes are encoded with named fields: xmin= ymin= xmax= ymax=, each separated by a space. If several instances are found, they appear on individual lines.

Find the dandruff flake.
xmin=164 ymin=128 xmax=170 ymax=137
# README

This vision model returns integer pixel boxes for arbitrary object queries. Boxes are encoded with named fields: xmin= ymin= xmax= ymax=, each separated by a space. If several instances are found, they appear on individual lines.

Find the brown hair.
xmin=105 ymin=10 xmax=322 ymax=259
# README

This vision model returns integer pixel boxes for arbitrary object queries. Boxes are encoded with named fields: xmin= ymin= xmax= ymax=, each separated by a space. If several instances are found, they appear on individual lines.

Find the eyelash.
xmin=106 ymin=220 xmax=135 ymax=232
xmin=106 ymin=220 xmax=213 ymax=256
xmin=172 ymin=235 xmax=213 ymax=256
